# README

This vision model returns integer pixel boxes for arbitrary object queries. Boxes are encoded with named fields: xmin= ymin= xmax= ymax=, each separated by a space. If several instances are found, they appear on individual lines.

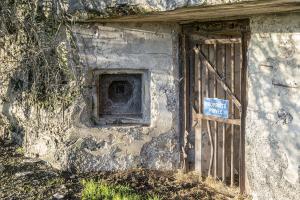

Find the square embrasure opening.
xmin=99 ymin=73 xmax=142 ymax=118
xmin=95 ymin=70 xmax=150 ymax=125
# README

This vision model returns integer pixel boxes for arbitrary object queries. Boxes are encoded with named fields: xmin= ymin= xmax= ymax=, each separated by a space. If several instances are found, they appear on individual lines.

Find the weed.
xmin=16 ymin=146 xmax=24 ymax=154
xmin=147 ymin=194 xmax=161 ymax=200
xmin=46 ymin=177 xmax=64 ymax=186
xmin=81 ymin=179 xmax=161 ymax=200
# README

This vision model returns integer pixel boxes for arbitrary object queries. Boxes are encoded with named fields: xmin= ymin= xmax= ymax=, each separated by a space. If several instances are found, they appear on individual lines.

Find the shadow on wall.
xmin=1 ymin=71 xmax=25 ymax=145
xmin=246 ymin=14 xmax=300 ymax=198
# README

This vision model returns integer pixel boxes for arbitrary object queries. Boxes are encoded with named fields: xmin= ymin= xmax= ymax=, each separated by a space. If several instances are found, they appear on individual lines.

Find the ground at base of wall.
xmin=0 ymin=143 xmax=248 ymax=200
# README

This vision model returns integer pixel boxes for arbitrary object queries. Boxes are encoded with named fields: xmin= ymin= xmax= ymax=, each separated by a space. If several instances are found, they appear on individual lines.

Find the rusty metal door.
xmin=180 ymin=21 xmax=248 ymax=192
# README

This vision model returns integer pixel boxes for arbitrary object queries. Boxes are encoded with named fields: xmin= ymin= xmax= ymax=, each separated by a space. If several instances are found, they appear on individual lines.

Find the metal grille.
xmin=98 ymin=74 xmax=142 ymax=117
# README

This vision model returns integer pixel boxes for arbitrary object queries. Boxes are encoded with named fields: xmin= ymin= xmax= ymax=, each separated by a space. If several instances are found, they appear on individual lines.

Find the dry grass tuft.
xmin=204 ymin=177 xmax=252 ymax=200
xmin=174 ymin=170 xmax=202 ymax=184
xmin=174 ymin=170 xmax=251 ymax=200
xmin=205 ymin=176 xmax=238 ymax=197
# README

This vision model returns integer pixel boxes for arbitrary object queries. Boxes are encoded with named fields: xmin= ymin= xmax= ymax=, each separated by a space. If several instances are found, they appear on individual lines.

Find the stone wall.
xmin=246 ymin=13 xmax=300 ymax=200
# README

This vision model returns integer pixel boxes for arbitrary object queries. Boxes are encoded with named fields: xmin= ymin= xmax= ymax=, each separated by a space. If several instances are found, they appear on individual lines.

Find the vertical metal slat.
xmin=239 ymin=33 xmax=247 ymax=193
xmin=230 ymin=43 xmax=235 ymax=187
xmin=213 ymin=44 xmax=218 ymax=179
xmin=222 ymin=44 xmax=226 ymax=182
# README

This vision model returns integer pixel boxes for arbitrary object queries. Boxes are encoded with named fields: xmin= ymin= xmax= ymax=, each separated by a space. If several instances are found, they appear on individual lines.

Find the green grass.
xmin=16 ymin=146 xmax=25 ymax=154
xmin=81 ymin=179 xmax=161 ymax=200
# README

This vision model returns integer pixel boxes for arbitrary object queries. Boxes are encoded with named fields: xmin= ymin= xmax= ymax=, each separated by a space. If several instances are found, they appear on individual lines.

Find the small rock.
xmin=53 ymin=193 xmax=64 ymax=199
xmin=0 ymin=164 xmax=5 ymax=173
xmin=32 ymin=180 xmax=40 ymax=185
xmin=22 ymin=158 xmax=41 ymax=164
xmin=47 ymin=171 xmax=59 ymax=176
xmin=15 ymin=171 xmax=34 ymax=177
xmin=70 ymin=174 xmax=76 ymax=179
xmin=3 ymin=139 xmax=12 ymax=146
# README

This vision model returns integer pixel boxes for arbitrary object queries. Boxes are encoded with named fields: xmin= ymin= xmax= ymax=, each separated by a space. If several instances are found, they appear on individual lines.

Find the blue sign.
xmin=203 ymin=98 xmax=229 ymax=119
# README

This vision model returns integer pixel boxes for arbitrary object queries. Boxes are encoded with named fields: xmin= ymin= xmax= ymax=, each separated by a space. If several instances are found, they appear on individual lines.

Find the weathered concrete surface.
xmin=246 ymin=13 xmax=300 ymax=200
xmin=24 ymin=22 xmax=181 ymax=171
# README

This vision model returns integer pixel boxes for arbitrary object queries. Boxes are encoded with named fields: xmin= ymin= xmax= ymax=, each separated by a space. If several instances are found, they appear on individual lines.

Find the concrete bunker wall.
xmin=246 ymin=13 xmax=300 ymax=200
xmin=67 ymin=22 xmax=181 ymax=171
xmin=24 ymin=22 xmax=181 ymax=172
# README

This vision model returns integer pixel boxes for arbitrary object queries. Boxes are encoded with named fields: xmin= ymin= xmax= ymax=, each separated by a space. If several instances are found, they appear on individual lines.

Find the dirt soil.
xmin=0 ymin=143 xmax=245 ymax=200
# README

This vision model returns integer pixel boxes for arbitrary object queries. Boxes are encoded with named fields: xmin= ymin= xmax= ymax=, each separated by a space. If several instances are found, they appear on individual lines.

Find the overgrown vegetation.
xmin=0 ymin=0 xmax=84 ymax=143
xmin=15 ymin=146 xmax=24 ymax=154
xmin=0 ymin=0 xmax=80 ymax=111
xmin=81 ymin=180 xmax=161 ymax=200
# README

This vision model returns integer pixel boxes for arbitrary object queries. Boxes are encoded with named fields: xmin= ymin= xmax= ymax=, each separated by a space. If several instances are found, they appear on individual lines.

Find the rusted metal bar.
xmin=186 ymin=37 xmax=192 ymax=134
xmin=182 ymin=34 xmax=189 ymax=172
xmin=187 ymin=36 xmax=194 ymax=171
xmin=239 ymin=33 xmax=247 ymax=193
xmin=207 ymin=120 xmax=214 ymax=177
xmin=213 ymin=44 xmax=218 ymax=179
xmin=200 ymin=44 xmax=206 ymax=177
xmin=179 ymin=33 xmax=186 ymax=171
xmin=199 ymin=46 xmax=203 ymax=177
xmin=222 ymin=45 xmax=226 ymax=183
xmin=230 ymin=43 xmax=235 ymax=187
xmin=199 ymin=51 xmax=242 ymax=111
xmin=96 ymin=74 xmax=101 ymax=117
xmin=204 ymin=47 xmax=214 ymax=177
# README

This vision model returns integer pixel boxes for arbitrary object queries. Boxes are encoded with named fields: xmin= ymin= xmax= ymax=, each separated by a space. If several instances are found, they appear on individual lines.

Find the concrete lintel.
xmin=80 ymin=0 xmax=300 ymax=23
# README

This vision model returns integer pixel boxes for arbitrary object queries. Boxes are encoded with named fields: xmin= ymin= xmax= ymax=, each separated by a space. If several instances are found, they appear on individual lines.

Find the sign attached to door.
xmin=203 ymin=98 xmax=229 ymax=119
